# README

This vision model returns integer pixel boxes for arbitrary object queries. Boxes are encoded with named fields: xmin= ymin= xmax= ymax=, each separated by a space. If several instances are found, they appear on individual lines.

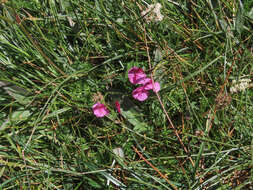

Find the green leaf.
xmin=154 ymin=48 xmax=163 ymax=63
xmin=235 ymin=1 xmax=245 ymax=35
xmin=0 ymin=81 xmax=30 ymax=105
xmin=85 ymin=177 xmax=102 ymax=188
xmin=120 ymin=96 xmax=149 ymax=132
xmin=10 ymin=109 xmax=31 ymax=121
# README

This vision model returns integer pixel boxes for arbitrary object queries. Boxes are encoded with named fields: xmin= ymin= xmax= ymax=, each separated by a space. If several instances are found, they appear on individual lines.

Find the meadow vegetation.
xmin=0 ymin=0 xmax=253 ymax=189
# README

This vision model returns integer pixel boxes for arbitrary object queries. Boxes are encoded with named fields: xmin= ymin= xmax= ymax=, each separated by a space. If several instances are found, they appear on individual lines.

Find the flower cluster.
xmin=230 ymin=78 xmax=253 ymax=94
xmin=92 ymin=67 xmax=160 ymax=117
xmin=128 ymin=67 xmax=160 ymax=101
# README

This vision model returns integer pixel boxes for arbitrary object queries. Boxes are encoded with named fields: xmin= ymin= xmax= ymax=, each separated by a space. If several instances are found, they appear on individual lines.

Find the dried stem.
xmin=133 ymin=146 xmax=178 ymax=190
xmin=143 ymin=29 xmax=195 ymax=167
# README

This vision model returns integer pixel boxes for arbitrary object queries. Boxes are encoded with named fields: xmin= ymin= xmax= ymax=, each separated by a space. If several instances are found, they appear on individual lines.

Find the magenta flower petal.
xmin=128 ymin=67 xmax=147 ymax=84
xmin=132 ymin=86 xmax=149 ymax=101
xmin=143 ymin=78 xmax=153 ymax=90
xmin=152 ymin=82 xmax=161 ymax=92
xmin=115 ymin=101 xmax=121 ymax=113
xmin=138 ymin=77 xmax=151 ymax=85
xmin=92 ymin=102 xmax=110 ymax=118
xmin=143 ymin=79 xmax=161 ymax=92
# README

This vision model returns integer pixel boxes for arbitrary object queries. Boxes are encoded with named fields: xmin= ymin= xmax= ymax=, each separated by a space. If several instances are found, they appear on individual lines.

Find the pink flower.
xmin=138 ymin=77 xmax=151 ymax=85
xmin=152 ymin=82 xmax=160 ymax=92
xmin=143 ymin=78 xmax=161 ymax=92
xmin=115 ymin=101 xmax=121 ymax=113
xmin=128 ymin=67 xmax=147 ymax=84
xmin=128 ymin=67 xmax=161 ymax=101
xmin=92 ymin=102 xmax=109 ymax=118
xmin=132 ymin=86 xmax=149 ymax=101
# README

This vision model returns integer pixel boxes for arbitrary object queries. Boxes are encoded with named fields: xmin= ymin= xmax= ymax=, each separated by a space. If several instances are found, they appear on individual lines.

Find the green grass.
xmin=0 ymin=0 xmax=253 ymax=189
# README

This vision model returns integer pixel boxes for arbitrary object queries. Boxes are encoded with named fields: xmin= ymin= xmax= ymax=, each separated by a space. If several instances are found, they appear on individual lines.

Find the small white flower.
xmin=141 ymin=3 xmax=164 ymax=23
xmin=230 ymin=78 xmax=252 ymax=93
xmin=112 ymin=147 xmax=124 ymax=158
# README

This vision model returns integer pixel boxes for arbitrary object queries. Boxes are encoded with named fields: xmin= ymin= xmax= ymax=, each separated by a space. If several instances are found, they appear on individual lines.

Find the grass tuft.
xmin=0 ymin=0 xmax=252 ymax=189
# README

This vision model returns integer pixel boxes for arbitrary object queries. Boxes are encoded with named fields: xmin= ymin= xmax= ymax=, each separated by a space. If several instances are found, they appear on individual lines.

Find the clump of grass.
xmin=0 ymin=0 xmax=252 ymax=189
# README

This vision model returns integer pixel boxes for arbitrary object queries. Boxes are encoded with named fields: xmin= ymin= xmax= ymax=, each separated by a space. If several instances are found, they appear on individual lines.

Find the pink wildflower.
xmin=152 ymin=82 xmax=160 ymax=92
xmin=143 ymin=78 xmax=161 ymax=92
xmin=132 ymin=86 xmax=149 ymax=101
xmin=128 ymin=67 xmax=147 ymax=84
xmin=138 ymin=77 xmax=151 ymax=85
xmin=115 ymin=101 xmax=121 ymax=113
xmin=92 ymin=102 xmax=109 ymax=118
xmin=128 ymin=67 xmax=161 ymax=101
